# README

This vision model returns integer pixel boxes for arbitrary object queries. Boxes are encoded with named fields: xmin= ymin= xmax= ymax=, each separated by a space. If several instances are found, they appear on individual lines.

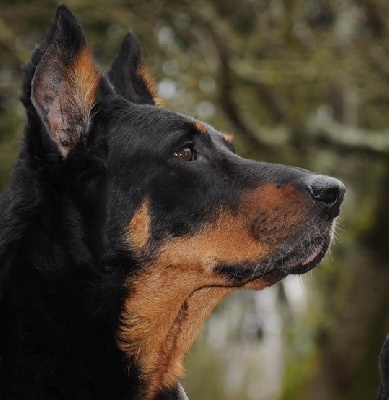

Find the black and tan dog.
xmin=0 ymin=6 xmax=345 ymax=400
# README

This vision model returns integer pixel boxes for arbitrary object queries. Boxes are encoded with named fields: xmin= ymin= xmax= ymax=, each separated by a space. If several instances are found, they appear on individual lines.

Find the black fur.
xmin=0 ymin=6 xmax=345 ymax=400
xmin=108 ymin=31 xmax=156 ymax=105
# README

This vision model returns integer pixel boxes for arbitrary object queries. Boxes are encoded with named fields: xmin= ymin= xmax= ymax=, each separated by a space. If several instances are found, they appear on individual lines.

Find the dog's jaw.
xmin=118 ymin=272 xmax=280 ymax=400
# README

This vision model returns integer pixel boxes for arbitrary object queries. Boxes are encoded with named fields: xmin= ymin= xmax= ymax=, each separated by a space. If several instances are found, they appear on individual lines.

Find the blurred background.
xmin=0 ymin=0 xmax=389 ymax=399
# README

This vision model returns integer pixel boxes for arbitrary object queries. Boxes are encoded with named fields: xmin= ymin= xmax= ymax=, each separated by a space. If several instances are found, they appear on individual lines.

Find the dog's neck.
xmin=118 ymin=267 xmax=232 ymax=400
xmin=117 ymin=262 xmax=281 ymax=400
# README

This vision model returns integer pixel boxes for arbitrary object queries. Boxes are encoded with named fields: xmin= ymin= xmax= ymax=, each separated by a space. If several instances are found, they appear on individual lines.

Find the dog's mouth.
xmin=258 ymin=219 xmax=337 ymax=277
xmin=215 ymin=226 xmax=334 ymax=284
xmin=271 ymin=236 xmax=330 ymax=275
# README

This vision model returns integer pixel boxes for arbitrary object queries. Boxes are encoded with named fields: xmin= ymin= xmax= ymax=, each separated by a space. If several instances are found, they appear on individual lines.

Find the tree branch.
xmin=307 ymin=116 xmax=389 ymax=159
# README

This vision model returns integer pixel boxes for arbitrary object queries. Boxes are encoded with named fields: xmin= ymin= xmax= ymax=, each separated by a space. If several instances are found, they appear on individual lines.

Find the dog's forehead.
xmin=106 ymin=101 xmax=227 ymax=150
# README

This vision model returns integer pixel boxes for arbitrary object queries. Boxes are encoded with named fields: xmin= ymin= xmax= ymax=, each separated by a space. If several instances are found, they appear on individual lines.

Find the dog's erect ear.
xmin=30 ymin=5 xmax=101 ymax=157
xmin=108 ymin=32 xmax=161 ymax=106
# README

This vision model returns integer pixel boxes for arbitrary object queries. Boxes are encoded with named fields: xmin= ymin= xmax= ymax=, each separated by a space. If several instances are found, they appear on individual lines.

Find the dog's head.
xmin=22 ymin=5 xmax=344 ymax=398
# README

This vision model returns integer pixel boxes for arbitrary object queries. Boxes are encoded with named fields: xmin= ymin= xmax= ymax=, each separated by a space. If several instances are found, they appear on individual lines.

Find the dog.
xmin=0 ymin=5 xmax=345 ymax=400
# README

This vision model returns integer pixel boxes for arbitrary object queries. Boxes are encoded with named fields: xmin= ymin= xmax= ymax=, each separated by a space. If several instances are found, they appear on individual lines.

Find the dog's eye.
xmin=174 ymin=146 xmax=197 ymax=161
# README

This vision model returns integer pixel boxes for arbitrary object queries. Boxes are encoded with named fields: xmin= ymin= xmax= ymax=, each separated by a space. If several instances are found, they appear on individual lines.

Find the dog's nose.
xmin=307 ymin=175 xmax=345 ymax=217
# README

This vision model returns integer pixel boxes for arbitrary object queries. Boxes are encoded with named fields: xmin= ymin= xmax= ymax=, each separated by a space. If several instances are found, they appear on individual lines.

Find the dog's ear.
xmin=108 ymin=32 xmax=161 ymax=106
xmin=29 ymin=5 xmax=101 ymax=157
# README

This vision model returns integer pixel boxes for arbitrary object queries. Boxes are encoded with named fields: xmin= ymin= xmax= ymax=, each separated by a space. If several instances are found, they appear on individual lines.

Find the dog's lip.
xmin=215 ymin=232 xmax=332 ymax=283
xmin=240 ymin=239 xmax=329 ymax=282
xmin=301 ymin=243 xmax=325 ymax=265
xmin=279 ymin=239 xmax=329 ymax=275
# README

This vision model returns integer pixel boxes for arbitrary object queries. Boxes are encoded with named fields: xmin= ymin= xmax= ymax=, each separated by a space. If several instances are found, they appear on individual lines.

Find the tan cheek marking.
xmin=157 ymin=212 xmax=269 ymax=268
xmin=242 ymin=184 xmax=307 ymax=213
xmin=156 ymin=184 xmax=309 ymax=268
xmin=125 ymin=199 xmax=151 ymax=250
xmin=194 ymin=121 xmax=208 ymax=134
xmin=241 ymin=184 xmax=309 ymax=235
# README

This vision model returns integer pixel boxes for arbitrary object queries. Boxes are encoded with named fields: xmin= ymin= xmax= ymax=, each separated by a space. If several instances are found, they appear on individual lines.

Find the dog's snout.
xmin=307 ymin=175 xmax=345 ymax=216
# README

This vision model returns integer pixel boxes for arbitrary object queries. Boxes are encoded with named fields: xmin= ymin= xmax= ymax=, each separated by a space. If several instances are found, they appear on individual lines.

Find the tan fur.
xmin=137 ymin=64 xmax=164 ymax=106
xmin=119 ymin=269 xmax=279 ymax=399
xmin=126 ymin=199 xmax=151 ymax=250
xmin=194 ymin=121 xmax=208 ymax=134
xmin=223 ymin=133 xmax=234 ymax=143
xmin=72 ymin=46 xmax=100 ymax=128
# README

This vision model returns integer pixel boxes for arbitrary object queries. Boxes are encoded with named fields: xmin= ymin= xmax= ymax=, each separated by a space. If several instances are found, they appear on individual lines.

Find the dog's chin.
xmin=280 ymin=240 xmax=329 ymax=275
xmin=260 ymin=230 xmax=332 ymax=277
xmin=243 ymin=240 xmax=330 ymax=290
xmin=247 ymin=233 xmax=332 ymax=284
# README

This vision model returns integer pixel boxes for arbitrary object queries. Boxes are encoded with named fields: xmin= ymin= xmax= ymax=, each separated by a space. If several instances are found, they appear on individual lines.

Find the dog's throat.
xmin=118 ymin=273 xmax=232 ymax=400
xmin=117 ymin=258 xmax=284 ymax=400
